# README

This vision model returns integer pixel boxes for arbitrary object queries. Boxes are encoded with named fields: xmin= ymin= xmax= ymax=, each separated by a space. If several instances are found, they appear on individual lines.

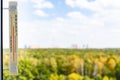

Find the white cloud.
xmin=34 ymin=10 xmax=48 ymax=17
xmin=3 ymin=0 xmax=120 ymax=48
xmin=67 ymin=11 xmax=87 ymax=20
xmin=9 ymin=0 xmax=28 ymax=2
xmin=65 ymin=0 xmax=97 ymax=11
xmin=31 ymin=0 xmax=54 ymax=17
xmin=56 ymin=17 xmax=65 ymax=22
xmin=65 ymin=0 xmax=120 ymax=12
xmin=22 ymin=0 xmax=120 ymax=48
xmin=65 ymin=0 xmax=120 ymax=30
xmin=66 ymin=11 xmax=104 ymax=28
xmin=31 ymin=0 xmax=54 ymax=9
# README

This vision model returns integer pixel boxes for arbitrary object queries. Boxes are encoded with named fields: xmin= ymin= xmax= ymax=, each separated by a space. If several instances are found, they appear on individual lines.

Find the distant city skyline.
xmin=3 ymin=0 xmax=120 ymax=48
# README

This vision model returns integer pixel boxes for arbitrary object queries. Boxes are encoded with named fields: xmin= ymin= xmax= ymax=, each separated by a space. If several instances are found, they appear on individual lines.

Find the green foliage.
xmin=95 ymin=74 xmax=102 ymax=80
xmin=33 ymin=63 xmax=51 ymax=80
xmin=3 ymin=48 xmax=120 ymax=80
xmin=83 ymin=76 xmax=94 ymax=80
xmin=49 ymin=74 xmax=66 ymax=80
xmin=115 ymin=62 xmax=120 ymax=80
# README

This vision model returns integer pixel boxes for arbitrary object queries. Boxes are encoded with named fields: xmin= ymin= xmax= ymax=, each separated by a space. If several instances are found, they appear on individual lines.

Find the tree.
xmin=56 ymin=55 xmax=74 ymax=75
xmin=68 ymin=73 xmax=83 ymax=80
xmin=95 ymin=74 xmax=102 ymax=80
xmin=115 ymin=62 xmax=120 ymax=80
xmin=33 ymin=63 xmax=51 ymax=80
xmin=103 ymin=76 xmax=109 ymax=80
xmin=83 ymin=76 xmax=94 ymax=80
xmin=107 ymin=58 xmax=116 ymax=71
xmin=49 ymin=74 xmax=66 ymax=80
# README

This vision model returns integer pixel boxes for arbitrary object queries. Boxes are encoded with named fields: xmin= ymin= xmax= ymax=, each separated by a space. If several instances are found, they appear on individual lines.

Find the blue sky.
xmin=3 ymin=0 xmax=120 ymax=48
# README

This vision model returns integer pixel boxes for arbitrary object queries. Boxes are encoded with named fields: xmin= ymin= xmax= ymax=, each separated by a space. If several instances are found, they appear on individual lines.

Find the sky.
xmin=3 ymin=0 xmax=120 ymax=48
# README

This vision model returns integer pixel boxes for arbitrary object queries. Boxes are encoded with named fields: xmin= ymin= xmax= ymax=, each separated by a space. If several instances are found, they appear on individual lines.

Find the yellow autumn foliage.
xmin=107 ymin=58 xmax=116 ymax=70
xmin=99 ymin=57 xmax=107 ymax=64
xmin=97 ymin=61 xmax=104 ymax=74
xmin=50 ymin=57 xmax=57 ymax=69
xmin=103 ymin=76 xmax=109 ymax=80
xmin=68 ymin=73 xmax=83 ymax=80
xmin=68 ymin=55 xmax=79 ymax=61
